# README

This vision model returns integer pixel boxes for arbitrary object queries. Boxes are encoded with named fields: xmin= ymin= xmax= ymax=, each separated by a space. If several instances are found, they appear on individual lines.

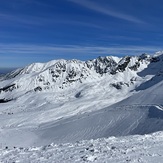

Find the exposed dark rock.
xmin=129 ymin=62 xmax=140 ymax=71
xmin=111 ymin=82 xmax=123 ymax=90
xmin=0 ymin=84 xmax=16 ymax=92
xmin=117 ymin=56 xmax=131 ymax=72
xmin=86 ymin=56 xmax=117 ymax=74
xmin=68 ymin=69 xmax=77 ymax=79
xmin=151 ymin=57 xmax=160 ymax=62
xmin=110 ymin=56 xmax=131 ymax=74
xmin=110 ymin=82 xmax=129 ymax=90
xmin=139 ymin=53 xmax=150 ymax=60
xmin=34 ymin=86 xmax=42 ymax=92
xmin=75 ymin=92 xmax=82 ymax=98
xmin=0 ymin=99 xmax=12 ymax=103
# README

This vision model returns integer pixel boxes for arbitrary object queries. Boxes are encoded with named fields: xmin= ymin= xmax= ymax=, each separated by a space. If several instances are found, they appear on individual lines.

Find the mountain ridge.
xmin=1 ymin=53 xmax=158 ymax=96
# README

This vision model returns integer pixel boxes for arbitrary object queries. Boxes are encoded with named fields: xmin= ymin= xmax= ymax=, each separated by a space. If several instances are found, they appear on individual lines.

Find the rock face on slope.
xmin=0 ymin=52 xmax=163 ymax=99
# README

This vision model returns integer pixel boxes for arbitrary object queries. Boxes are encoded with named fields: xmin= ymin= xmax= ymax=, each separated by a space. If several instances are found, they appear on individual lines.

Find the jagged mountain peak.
xmin=2 ymin=54 xmax=153 ymax=80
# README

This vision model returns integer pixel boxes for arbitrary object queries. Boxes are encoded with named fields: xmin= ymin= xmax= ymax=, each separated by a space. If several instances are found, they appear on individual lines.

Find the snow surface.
xmin=0 ymin=53 xmax=163 ymax=162
xmin=0 ymin=132 xmax=163 ymax=163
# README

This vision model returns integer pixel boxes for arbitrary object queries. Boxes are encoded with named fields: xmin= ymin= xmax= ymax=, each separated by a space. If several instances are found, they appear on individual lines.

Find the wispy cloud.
xmin=0 ymin=12 xmax=104 ymax=30
xmin=0 ymin=13 xmax=45 ymax=26
xmin=0 ymin=43 xmax=162 ymax=67
xmin=69 ymin=0 xmax=145 ymax=24
xmin=0 ymin=44 xmax=162 ymax=67
xmin=0 ymin=43 xmax=161 ymax=57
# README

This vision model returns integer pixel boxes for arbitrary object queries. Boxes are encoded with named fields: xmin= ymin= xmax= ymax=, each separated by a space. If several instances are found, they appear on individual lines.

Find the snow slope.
xmin=0 ymin=52 xmax=163 ymax=163
xmin=0 ymin=55 xmax=150 ymax=131
xmin=34 ymin=104 xmax=163 ymax=146
xmin=1 ymin=132 xmax=163 ymax=163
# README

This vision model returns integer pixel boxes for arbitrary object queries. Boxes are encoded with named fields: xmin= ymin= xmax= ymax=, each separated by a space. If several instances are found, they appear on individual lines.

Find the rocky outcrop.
xmin=0 ymin=84 xmax=16 ymax=93
xmin=86 ymin=56 xmax=117 ymax=74
xmin=0 ymin=98 xmax=12 ymax=103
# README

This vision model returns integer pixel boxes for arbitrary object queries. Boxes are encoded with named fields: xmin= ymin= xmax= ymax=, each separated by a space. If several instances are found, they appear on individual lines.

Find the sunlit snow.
xmin=0 ymin=52 xmax=163 ymax=162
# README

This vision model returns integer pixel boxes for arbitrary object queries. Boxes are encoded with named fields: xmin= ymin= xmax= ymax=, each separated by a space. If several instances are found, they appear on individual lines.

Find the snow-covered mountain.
xmin=0 ymin=52 xmax=163 ymax=162
xmin=0 ymin=53 xmax=160 ymax=101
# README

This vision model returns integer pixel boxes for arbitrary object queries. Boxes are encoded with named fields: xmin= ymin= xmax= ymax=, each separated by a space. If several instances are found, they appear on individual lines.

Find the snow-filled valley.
xmin=0 ymin=52 xmax=163 ymax=162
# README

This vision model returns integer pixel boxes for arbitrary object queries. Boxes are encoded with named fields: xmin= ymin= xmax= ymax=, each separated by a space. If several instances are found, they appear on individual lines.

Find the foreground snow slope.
xmin=0 ymin=132 xmax=163 ymax=163
xmin=1 ymin=103 xmax=163 ymax=147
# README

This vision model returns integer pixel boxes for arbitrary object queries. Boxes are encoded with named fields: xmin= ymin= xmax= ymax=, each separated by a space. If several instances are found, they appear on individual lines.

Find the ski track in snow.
xmin=33 ymin=104 xmax=163 ymax=146
xmin=0 ymin=104 xmax=163 ymax=148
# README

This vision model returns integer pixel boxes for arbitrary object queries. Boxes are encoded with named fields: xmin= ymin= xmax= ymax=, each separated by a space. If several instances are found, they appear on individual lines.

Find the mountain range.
xmin=0 ymin=51 xmax=163 ymax=162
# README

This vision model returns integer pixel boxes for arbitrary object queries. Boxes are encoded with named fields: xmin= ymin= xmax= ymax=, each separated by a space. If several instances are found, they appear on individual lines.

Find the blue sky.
xmin=1 ymin=0 xmax=163 ymax=68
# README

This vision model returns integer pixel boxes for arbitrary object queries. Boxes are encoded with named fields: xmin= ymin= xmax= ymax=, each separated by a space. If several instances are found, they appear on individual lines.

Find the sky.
xmin=1 ymin=0 xmax=163 ymax=68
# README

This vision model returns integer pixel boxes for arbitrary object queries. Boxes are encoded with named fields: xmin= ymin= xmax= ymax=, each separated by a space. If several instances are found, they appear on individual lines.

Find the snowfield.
xmin=0 ymin=52 xmax=163 ymax=162
xmin=34 ymin=105 xmax=163 ymax=145
xmin=1 ymin=132 xmax=163 ymax=163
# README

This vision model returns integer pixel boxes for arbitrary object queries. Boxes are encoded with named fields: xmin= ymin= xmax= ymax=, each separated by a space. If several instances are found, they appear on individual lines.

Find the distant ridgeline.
xmin=0 ymin=68 xmax=17 ymax=75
